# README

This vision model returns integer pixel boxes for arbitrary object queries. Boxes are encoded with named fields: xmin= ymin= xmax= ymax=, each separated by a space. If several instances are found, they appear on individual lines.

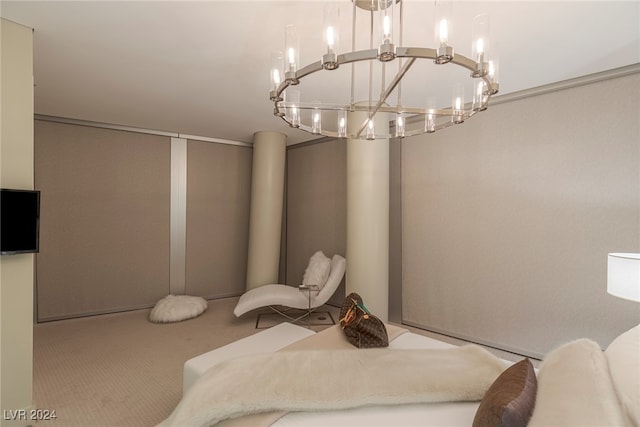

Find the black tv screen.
xmin=1 ymin=189 xmax=40 ymax=255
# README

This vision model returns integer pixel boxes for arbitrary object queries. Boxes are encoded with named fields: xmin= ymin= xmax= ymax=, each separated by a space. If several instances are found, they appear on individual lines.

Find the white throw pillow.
xmin=302 ymin=251 xmax=331 ymax=289
xmin=529 ymin=338 xmax=626 ymax=426
xmin=605 ymin=323 xmax=640 ymax=427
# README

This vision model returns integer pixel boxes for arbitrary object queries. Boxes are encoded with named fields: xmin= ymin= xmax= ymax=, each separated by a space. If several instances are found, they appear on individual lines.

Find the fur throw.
xmin=149 ymin=295 xmax=207 ymax=323
xmin=158 ymin=345 xmax=507 ymax=427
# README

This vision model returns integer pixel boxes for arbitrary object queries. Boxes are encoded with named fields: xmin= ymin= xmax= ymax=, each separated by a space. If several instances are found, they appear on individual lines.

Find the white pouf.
xmin=149 ymin=294 xmax=208 ymax=323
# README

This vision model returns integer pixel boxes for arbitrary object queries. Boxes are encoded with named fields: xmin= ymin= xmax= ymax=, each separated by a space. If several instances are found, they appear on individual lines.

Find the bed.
xmin=163 ymin=322 xmax=639 ymax=427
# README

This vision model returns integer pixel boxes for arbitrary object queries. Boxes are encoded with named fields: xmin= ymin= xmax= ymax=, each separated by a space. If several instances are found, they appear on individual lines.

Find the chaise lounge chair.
xmin=233 ymin=253 xmax=346 ymax=322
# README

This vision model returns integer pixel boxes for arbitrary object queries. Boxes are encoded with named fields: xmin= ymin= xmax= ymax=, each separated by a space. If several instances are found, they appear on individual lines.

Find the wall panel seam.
xmin=170 ymin=137 xmax=187 ymax=295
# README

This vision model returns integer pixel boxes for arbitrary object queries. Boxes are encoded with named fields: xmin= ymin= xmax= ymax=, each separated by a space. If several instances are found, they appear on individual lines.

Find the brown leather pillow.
xmin=473 ymin=358 xmax=537 ymax=427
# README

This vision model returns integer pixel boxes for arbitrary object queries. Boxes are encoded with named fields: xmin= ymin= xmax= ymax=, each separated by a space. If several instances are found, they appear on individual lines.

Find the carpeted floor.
xmin=32 ymin=297 xmax=339 ymax=427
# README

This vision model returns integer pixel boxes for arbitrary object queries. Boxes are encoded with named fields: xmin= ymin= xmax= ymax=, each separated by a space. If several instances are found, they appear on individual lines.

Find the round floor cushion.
xmin=149 ymin=294 xmax=208 ymax=323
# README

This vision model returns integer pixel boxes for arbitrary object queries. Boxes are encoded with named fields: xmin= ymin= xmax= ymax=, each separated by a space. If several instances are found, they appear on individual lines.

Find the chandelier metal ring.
xmin=269 ymin=1 xmax=500 ymax=140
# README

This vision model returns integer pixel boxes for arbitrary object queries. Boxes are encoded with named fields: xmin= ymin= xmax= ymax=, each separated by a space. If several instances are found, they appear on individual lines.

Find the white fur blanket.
xmin=159 ymin=345 xmax=507 ymax=427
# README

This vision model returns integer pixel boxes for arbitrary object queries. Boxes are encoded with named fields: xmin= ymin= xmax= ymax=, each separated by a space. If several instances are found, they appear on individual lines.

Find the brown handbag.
xmin=339 ymin=292 xmax=389 ymax=348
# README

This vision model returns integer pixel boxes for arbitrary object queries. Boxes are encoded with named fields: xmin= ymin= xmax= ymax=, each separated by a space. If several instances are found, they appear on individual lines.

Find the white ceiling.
xmin=2 ymin=1 xmax=639 ymax=145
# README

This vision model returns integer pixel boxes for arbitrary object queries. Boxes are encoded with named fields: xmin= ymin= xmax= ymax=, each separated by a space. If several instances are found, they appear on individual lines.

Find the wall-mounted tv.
xmin=1 ymin=188 xmax=40 ymax=255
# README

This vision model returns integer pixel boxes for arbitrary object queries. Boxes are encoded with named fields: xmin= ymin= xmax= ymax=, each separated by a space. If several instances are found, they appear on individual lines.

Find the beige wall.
xmin=34 ymin=121 xmax=171 ymax=321
xmin=185 ymin=139 xmax=252 ymax=298
xmin=33 ymin=121 xmax=254 ymax=319
xmin=0 ymin=18 xmax=35 ymax=425
xmin=286 ymin=140 xmax=347 ymax=305
xmin=402 ymin=72 xmax=640 ymax=358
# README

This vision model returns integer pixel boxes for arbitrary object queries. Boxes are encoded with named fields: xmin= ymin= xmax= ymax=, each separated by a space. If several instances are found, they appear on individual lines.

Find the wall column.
xmin=0 ymin=18 xmax=35 ymax=425
xmin=246 ymin=131 xmax=286 ymax=290
xmin=346 ymin=113 xmax=390 ymax=321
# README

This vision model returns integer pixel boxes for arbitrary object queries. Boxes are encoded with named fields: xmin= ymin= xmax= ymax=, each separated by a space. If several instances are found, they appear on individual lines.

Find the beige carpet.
xmin=33 ymin=297 xmax=339 ymax=427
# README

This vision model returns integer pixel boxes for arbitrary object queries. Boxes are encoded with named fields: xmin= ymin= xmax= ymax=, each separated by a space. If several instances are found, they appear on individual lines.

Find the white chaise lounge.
xmin=233 ymin=253 xmax=346 ymax=319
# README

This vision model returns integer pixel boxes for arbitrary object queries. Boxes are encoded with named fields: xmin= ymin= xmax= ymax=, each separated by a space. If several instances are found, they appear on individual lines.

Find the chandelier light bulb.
xmin=291 ymin=106 xmax=300 ymax=127
xmin=312 ymin=110 xmax=322 ymax=134
xmin=338 ymin=111 xmax=347 ymax=138
xmin=476 ymin=38 xmax=484 ymax=57
xmin=434 ymin=2 xmax=453 ymax=64
xmin=366 ymin=118 xmax=376 ymax=140
xmin=379 ymin=0 xmax=394 ymax=44
xmin=383 ymin=15 xmax=392 ymax=43
xmin=471 ymin=13 xmax=489 ymax=76
xmin=425 ymin=96 xmax=436 ymax=133
xmin=376 ymin=0 xmax=396 ymax=61
xmin=438 ymin=19 xmax=449 ymax=45
xmin=286 ymin=89 xmax=300 ymax=128
xmin=452 ymin=83 xmax=464 ymax=124
xmin=473 ymin=80 xmax=486 ymax=111
xmin=269 ymin=51 xmax=284 ymax=99
xmin=488 ymin=56 xmax=499 ymax=83
xmin=396 ymin=113 xmax=405 ymax=138
xmin=322 ymin=4 xmax=340 ymax=70
xmin=288 ymin=48 xmax=296 ymax=69
xmin=285 ymin=24 xmax=300 ymax=81
xmin=323 ymin=4 xmax=339 ymax=53
xmin=425 ymin=113 xmax=436 ymax=133
xmin=487 ymin=56 xmax=500 ymax=94
xmin=326 ymin=27 xmax=335 ymax=51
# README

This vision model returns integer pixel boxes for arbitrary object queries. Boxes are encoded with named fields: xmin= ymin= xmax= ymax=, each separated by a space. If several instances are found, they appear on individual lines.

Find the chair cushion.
xmin=302 ymin=251 xmax=331 ymax=289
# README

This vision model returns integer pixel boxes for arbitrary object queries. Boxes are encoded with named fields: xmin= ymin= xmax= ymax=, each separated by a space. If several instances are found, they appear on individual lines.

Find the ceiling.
xmin=2 ymin=1 xmax=639 ymax=145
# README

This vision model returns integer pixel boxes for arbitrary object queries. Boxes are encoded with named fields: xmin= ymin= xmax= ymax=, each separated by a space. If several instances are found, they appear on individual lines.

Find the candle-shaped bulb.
xmin=472 ymin=14 xmax=490 ymax=64
xmin=379 ymin=0 xmax=393 ymax=45
xmin=285 ymin=24 xmax=299 ymax=74
xmin=286 ymin=89 xmax=300 ymax=127
xmin=383 ymin=15 xmax=391 ymax=42
xmin=488 ymin=57 xmax=499 ymax=83
xmin=366 ymin=118 xmax=375 ymax=140
xmin=288 ymin=48 xmax=296 ymax=67
xmin=312 ymin=110 xmax=321 ymax=134
xmin=326 ymin=26 xmax=335 ymax=51
xmin=452 ymin=83 xmax=464 ymax=123
xmin=438 ymin=19 xmax=449 ymax=45
xmin=338 ymin=111 xmax=347 ymax=138
xmin=476 ymin=38 xmax=484 ymax=56
xmin=396 ymin=113 xmax=405 ymax=138
xmin=323 ymin=4 xmax=340 ymax=55
xmin=270 ymin=51 xmax=284 ymax=94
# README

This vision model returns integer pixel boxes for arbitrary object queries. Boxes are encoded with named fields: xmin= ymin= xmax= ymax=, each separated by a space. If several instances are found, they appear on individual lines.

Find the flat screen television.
xmin=1 ymin=188 xmax=40 ymax=255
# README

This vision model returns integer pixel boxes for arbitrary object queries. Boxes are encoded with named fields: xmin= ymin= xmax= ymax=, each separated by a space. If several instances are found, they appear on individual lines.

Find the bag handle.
xmin=339 ymin=298 xmax=371 ymax=327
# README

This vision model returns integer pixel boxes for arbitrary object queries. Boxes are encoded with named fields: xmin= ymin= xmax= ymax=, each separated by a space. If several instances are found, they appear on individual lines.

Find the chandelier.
xmin=269 ymin=0 xmax=500 ymax=140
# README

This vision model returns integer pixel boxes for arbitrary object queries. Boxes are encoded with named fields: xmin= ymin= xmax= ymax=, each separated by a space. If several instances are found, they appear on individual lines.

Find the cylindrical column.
xmin=346 ymin=112 xmax=390 ymax=321
xmin=246 ymin=131 xmax=286 ymax=290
